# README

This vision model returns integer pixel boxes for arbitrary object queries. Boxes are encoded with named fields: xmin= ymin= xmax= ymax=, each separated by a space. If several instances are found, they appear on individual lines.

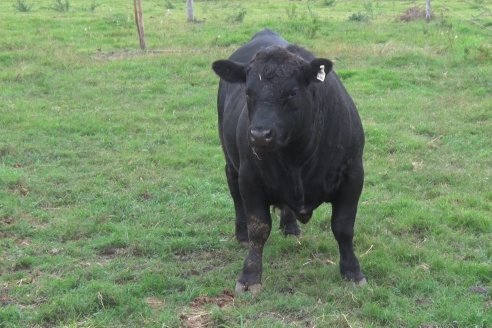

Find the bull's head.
xmin=213 ymin=46 xmax=332 ymax=153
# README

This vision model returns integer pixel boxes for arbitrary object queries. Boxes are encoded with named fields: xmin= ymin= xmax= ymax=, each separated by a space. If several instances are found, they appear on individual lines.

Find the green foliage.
xmin=51 ymin=0 xmax=69 ymax=12
xmin=349 ymin=0 xmax=382 ymax=22
xmin=165 ymin=0 xmax=175 ymax=10
xmin=323 ymin=0 xmax=336 ymax=6
xmin=305 ymin=14 xmax=321 ymax=39
xmin=12 ymin=0 xmax=33 ymax=12
xmin=285 ymin=4 xmax=298 ymax=20
xmin=1 ymin=0 xmax=491 ymax=327
xmin=467 ymin=44 xmax=492 ymax=62
xmin=286 ymin=3 xmax=322 ymax=39
xmin=87 ymin=0 xmax=99 ymax=12
xmin=348 ymin=11 xmax=370 ymax=22
xmin=305 ymin=5 xmax=321 ymax=39
xmin=363 ymin=0 xmax=375 ymax=18
xmin=227 ymin=6 xmax=247 ymax=23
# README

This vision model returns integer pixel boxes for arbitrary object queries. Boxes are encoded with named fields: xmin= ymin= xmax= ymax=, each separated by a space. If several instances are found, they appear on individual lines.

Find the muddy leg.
xmin=235 ymin=213 xmax=271 ymax=295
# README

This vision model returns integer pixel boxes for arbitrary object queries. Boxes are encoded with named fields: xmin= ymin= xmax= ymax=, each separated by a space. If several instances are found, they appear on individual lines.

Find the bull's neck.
xmin=282 ymin=108 xmax=324 ymax=167
xmin=281 ymin=127 xmax=320 ymax=167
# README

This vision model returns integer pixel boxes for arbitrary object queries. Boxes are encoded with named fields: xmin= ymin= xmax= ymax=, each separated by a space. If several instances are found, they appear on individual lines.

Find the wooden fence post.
xmin=426 ymin=0 xmax=432 ymax=22
xmin=133 ymin=0 xmax=146 ymax=50
xmin=187 ymin=0 xmax=194 ymax=22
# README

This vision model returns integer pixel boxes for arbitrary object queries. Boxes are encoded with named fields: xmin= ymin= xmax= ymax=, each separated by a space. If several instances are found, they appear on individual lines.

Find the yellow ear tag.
xmin=316 ymin=65 xmax=326 ymax=82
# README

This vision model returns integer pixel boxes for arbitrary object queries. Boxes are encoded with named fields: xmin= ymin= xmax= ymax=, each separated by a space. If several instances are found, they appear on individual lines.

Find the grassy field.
xmin=1 ymin=0 xmax=491 ymax=327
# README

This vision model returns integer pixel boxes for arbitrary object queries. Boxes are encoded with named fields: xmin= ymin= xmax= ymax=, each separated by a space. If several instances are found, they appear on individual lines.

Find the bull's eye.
xmin=288 ymin=88 xmax=298 ymax=98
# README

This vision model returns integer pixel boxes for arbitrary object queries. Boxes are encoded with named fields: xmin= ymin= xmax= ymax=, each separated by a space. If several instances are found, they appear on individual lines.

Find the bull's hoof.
xmin=356 ymin=277 xmax=367 ymax=286
xmin=235 ymin=282 xmax=262 ymax=296
xmin=235 ymin=232 xmax=249 ymax=247
xmin=342 ymin=271 xmax=367 ymax=286
xmin=280 ymin=223 xmax=301 ymax=237
xmin=235 ymin=225 xmax=249 ymax=247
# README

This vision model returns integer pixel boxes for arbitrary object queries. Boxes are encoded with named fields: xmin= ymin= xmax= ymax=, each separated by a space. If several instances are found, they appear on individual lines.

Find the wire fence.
xmin=192 ymin=0 xmax=492 ymax=34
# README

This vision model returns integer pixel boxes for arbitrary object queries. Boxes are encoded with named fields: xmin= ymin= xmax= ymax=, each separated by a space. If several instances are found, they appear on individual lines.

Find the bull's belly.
xmin=275 ymin=192 xmax=328 ymax=224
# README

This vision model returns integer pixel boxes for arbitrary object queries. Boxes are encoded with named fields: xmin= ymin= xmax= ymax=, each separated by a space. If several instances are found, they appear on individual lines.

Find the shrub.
xmin=285 ymin=4 xmax=298 ymax=20
xmin=306 ymin=15 xmax=321 ymax=39
xmin=165 ymin=0 xmax=175 ymax=10
xmin=52 ymin=0 xmax=69 ymax=12
xmin=88 ymin=1 xmax=99 ymax=12
xmin=323 ymin=0 xmax=336 ymax=7
xmin=13 ymin=0 xmax=33 ymax=12
xmin=348 ymin=12 xmax=370 ymax=22
xmin=227 ymin=7 xmax=247 ymax=23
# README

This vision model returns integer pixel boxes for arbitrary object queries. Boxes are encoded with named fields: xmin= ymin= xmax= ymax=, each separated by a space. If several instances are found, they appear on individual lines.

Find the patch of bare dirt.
xmin=469 ymin=285 xmax=489 ymax=295
xmin=145 ymin=296 xmax=165 ymax=311
xmin=8 ymin=183 xmax=29 ymax=197
xmin=485 ymin=299 xmax=492 ymax=311
xmin=180 ymin=290 xmax=234 ymax=328
xmin=98 ymin=246 xmax=127 ymax=257
xmin=0 ymin=288 xmax=14 ymax=307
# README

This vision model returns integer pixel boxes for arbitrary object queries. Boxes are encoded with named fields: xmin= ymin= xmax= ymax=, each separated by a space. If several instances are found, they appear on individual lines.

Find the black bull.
xmin=212 ymin=29 xmax=366 ymax=294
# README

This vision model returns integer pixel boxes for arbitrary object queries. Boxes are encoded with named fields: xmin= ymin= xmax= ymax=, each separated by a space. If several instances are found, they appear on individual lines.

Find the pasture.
xmin=0 ymin=0 xmax=491 ymax=327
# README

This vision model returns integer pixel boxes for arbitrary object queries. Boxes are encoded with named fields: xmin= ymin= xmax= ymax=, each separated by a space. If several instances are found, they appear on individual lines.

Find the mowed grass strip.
xmin=0 ymin=0 xmax=491 ymax=327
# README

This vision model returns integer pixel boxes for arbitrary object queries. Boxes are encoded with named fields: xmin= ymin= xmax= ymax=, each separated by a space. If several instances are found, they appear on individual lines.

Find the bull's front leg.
xmin=331 ymin=164 xmax=366 ymax=285
xmin=235 ymin=213 xmax=271 ymax=295
xmin=235 ymin=170 xmax=271 ymax=295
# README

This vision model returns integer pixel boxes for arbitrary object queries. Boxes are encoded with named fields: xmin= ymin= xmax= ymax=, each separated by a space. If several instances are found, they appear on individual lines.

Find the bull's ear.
xmin=303 ymin=58 xmax=333 ymax=83
xmin=212 ymin=60 xmax=246 ymax=83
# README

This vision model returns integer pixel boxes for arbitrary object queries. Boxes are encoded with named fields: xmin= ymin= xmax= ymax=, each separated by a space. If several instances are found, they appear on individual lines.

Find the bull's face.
xmin=213 ymin=46 xmax=332 ymax=153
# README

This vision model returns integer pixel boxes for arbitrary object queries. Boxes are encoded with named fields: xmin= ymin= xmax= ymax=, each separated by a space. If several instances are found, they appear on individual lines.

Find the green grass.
xmin=1 ymin=0 xmax=491 ymax=327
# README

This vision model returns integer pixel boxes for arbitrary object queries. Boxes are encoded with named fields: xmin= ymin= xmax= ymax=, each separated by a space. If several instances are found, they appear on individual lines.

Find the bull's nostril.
xmin=250 ymin=128 xmax=275 ymax=146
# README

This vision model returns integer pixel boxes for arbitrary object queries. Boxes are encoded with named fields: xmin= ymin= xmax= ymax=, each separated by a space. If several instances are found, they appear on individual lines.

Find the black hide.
xmin=212 ymin=29 xmax=366 ymax=293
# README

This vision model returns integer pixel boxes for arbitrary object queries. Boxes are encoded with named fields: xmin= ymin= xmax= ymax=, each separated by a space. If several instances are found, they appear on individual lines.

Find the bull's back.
xmin=228 ymin=29 xmax=288 ymax=63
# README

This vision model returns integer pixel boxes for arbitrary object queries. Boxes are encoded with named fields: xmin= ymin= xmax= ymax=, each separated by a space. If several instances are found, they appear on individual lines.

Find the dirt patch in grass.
xmin=0 ymin=288 xmax=14 ymax=306
xmin=2 ymin=216 xmax=15 ymax=225
xmin=8 ymin=182 xmax=29 ymax=197
xmin=145 ymin=296 xmax=165 ymax=311
xmin=97 ymin=246 xmax=128 ymax=257
xmin=468 ymin=285 xmax=489 ymax=295
xmin=180 ymin=290 xmax=234 ymax=328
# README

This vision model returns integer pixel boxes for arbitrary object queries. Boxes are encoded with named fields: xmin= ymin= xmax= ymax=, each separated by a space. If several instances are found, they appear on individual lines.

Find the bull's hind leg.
xmin=225 ymin=163 xmax=248 ymax=245
xmin=279 ymin=206 xmax=300 ymax=236
xmin=331 ymin=166 xmax=366 ymax=285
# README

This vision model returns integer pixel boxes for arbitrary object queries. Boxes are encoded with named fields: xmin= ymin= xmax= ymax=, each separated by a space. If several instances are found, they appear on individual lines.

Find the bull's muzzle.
xmin=248 ymin=127 xmax=275 ymax=148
